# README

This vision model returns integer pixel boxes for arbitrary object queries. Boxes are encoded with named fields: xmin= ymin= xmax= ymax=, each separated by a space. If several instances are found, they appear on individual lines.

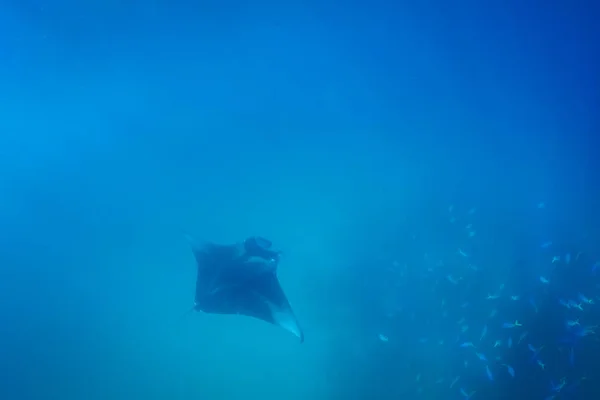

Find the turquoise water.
xmin=0 ymin=2 xmax=598 ymax=399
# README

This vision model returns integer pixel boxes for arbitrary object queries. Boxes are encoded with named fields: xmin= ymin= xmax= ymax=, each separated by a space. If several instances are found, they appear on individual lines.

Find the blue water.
xmin=1 ymin=1 xmax=598 ymax=399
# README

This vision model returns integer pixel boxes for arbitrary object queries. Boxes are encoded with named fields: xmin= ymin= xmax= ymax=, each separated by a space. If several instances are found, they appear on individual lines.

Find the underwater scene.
xmin=1 ymin=1 xmax=598 ymax=399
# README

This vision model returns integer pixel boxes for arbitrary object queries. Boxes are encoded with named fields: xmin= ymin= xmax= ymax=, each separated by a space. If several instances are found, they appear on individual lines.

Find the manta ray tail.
xmin=181 ymin=230 xmax=198 ymax=249
xmin=177 ymin=305 xmax=196 ymax=322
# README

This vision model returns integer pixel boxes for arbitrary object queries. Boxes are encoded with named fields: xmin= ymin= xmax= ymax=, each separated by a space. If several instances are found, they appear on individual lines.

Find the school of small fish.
xmin=375 ymin=203 xmax=598 ymax=400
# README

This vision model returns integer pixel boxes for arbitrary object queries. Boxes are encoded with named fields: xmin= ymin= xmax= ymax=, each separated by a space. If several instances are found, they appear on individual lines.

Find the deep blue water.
xmin=0 ymin=1 xmax=598 ymax=399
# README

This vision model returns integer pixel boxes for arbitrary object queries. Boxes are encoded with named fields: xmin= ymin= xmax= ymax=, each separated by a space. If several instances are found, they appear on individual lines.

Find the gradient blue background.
xmin=0 ymin=1 xmax=598 ymax=399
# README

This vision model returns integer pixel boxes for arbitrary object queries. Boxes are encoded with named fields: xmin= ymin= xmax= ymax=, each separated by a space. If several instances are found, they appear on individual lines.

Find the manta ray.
xmin=185 ymin=234 xmax=304 ymax=342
